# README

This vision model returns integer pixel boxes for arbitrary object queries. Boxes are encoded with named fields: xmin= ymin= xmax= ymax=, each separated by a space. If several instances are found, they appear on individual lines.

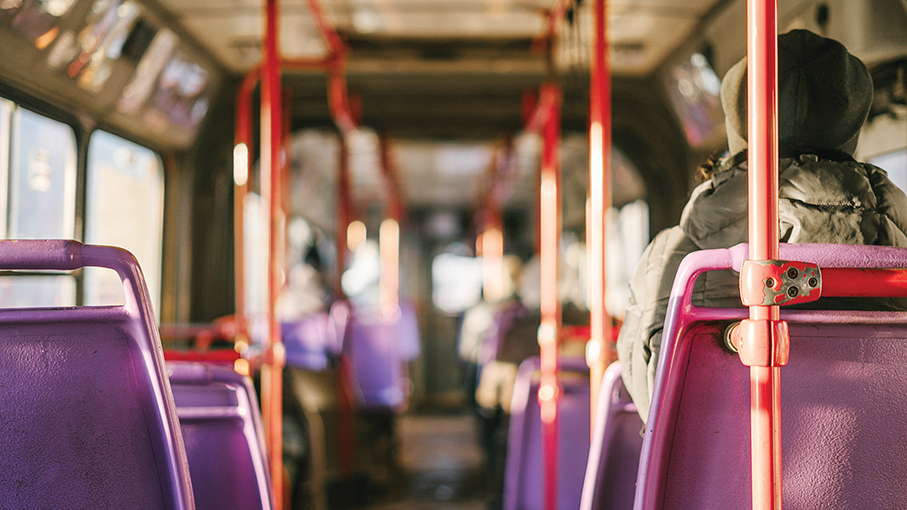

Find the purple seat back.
xmin=346 ymin=310 xmax=406 ymax=410
xmin=328 ymin=299 xmax=352 ymax=353
xmin=168 ymin=362 xmax=273 ymax=510
xmin=637 ymin=243 xmax=907 ymax=509
xmin=504 ymin=356 xmax=591 ymax=510
xmin=282 ymin=312 xmax=333 ymax=371
xmin=397 ymin=300 xmax=421 ymax=362
xmin=579 ymin=362 xmax=643 ymax=510
xmin=0 ymin=240 xmax=193 ymax=510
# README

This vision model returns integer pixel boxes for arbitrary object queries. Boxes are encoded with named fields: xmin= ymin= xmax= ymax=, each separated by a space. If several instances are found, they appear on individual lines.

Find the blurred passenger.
xmin=618 ymin=29 xmax=907 ymax=423
xmin=457 ymin=255 xmax=522 ymax=411
xmin=474 ymin=253 xmax=590 ymax=412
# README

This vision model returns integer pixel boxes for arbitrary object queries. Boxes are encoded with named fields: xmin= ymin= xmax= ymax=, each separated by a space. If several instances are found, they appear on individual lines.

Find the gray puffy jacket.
xmin=617 ymin=152 xmax=907 ymax=423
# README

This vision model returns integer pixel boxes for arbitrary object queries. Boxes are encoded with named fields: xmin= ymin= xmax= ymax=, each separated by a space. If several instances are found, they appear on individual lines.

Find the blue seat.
xmin=168 ymin=361 xmax=274 ymax=510
xmin=504 ymin=356 xmax=591 ymax=510
xmin=0 ymin=240 xmax=193 ymax=510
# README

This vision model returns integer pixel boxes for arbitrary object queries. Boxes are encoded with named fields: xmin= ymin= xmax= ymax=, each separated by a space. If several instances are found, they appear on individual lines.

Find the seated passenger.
xmin=617 ymin=29 xmax=907 ymax=423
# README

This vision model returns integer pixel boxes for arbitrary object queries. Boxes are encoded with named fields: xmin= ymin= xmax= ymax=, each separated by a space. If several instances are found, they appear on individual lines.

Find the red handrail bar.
xmin=260 ymin=0 xmax=285 ymax=508
xmin=234 ymin=67 xmax=260 ymax=346
xmin=531 ymin=0 xmax=576 ymax=54
xmin=586 ymin=0 xmax=613 ymax=429
xmin=163 ymin=349 xmax=243 ymax=365
xmin=378 ymin=135 xmax=403 ymax=318
xmin=329 ymin=69 xmax=358 ymax=135
xmin=743 ymin=1 xmax=783 ymax=509
xmin=474 ymin=136 xmax=516 ymax=216
xmin=232 ymin=0 xmax=360 ymax=489
xmin=478 ymin=137 xmax=512 ymax=303
xmin=302 ymin=0 xmax=347 ymax=59
xmin=378 ymin=135 xmax=404 ymax=223
xmin=524 ymin=85 xmax=560 ymax=134
xmin=822 ymin=268 xmax=907 ymax=296
xmin=523 ymin=81 xmax=563 ymax=510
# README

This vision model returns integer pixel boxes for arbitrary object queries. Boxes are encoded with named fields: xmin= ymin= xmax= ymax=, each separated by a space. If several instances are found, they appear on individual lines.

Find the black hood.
xmin=720 ymin=29 xmax=873 ymax=156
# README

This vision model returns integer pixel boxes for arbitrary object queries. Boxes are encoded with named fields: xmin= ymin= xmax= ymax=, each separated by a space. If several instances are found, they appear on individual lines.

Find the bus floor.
xmin=342 ymin=412 xmax=498 ymax=510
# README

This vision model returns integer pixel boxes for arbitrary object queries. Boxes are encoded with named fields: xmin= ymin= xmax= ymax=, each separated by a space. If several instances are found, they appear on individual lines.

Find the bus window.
xmin=431 ymin=250 xmax=484 ymax=315
xmin=83 ymin=130 xmax=164 ymax=316
xmin=9 ymin=107 xmax=77 ymax=240
xmin=872 ymin=149 xmax=907 ymax=192
xmin=0 ymin=99 xmax=9 ymax=237
xmin=0 ymin=104 xmax=77 ymax=308
xmin=0 ymin=275 xmax=76 ymax=307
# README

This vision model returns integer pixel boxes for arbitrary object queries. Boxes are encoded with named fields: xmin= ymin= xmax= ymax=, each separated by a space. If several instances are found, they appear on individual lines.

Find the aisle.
xmin=359 ymin=413 xmax=494 ymax=510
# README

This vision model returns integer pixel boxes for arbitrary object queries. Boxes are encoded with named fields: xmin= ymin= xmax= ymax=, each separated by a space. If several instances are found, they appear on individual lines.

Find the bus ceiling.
xmin=1 ymin=0 xmax=906 ymax=146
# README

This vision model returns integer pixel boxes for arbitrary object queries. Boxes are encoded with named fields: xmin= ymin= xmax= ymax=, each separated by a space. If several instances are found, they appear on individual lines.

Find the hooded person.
xmin=617 ymin=29 xmax=907 ymax=423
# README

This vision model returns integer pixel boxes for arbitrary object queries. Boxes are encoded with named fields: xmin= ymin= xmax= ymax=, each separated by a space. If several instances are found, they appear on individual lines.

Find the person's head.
xmin=721 ymin=29 xmax=873 ymax=156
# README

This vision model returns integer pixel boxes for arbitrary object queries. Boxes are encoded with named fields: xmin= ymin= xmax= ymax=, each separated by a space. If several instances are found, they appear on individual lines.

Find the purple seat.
xmin=504 ymin=356 xmax=591 ymax=510
xmin=343 ymin=302 xmax=423 ymax=410
xmin=579 ymin=362 xmax=643 ymax=510
xmin=168 ymin=362 xmax=273 ymax=510
xmin=0 ymin=240 xmax=193 ymax=509
xmin=637 ymin=243 xmax=907 ymax=510
xmin=282 ymin=312 xmax=334 ymax=371
xmin=346 ymin=309 xmax=406 ymax=410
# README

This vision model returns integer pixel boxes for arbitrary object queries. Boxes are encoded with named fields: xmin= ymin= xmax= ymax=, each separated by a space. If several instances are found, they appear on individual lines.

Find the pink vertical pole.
xmin=261 ymin=0 xmax=284 ymax=507
xmin=586 ymin=0 xmax=613 ymax=425
xmin=537 ymin=84 xmax=562 ymax=510
xmin=746 ymin=0 xmax=782 ymax=509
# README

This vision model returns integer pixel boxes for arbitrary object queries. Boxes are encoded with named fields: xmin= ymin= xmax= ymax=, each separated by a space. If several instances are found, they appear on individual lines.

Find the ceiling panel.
xmin=154 ymin=0 xmax=728 ymax=76
xmin=351 ymin=12 xmax=545 ymax=38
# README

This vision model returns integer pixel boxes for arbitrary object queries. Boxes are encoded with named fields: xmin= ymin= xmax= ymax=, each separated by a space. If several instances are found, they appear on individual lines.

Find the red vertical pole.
xmin=336 ymin=139 xmax=351 ymax=296
xmin=747 ymin=1 xmax=782 ymax=509
xmin=378 ymin=135 xmax=401 ymax=319
xmin=537 ymin=84 xmax=562 ymax=510
xmin=335 ymin=136 xmax=357 ymax=478
xmin=586 ymin=0 xmax=612 ymax=426
xmin=261 ymin=0 xmax=285 ymax=507
xmin=482 ymin=187 xmax=504 ymax=303
xmin=234 ymin=68 xmax=259 ymax=345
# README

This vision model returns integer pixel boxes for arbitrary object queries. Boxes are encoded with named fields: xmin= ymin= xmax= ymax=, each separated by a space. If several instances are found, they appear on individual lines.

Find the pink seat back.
xmin=637 ymin=243 xmax=907 ymax=509
xmin=580 ymin=362 xmax=643 ymax=510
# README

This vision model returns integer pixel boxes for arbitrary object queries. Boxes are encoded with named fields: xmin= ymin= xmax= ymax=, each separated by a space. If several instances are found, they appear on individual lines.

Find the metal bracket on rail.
xmin=739 ymin=259 xmax=822 ymax=306
xmin=725 ymin=259 xmax=822 ymax=367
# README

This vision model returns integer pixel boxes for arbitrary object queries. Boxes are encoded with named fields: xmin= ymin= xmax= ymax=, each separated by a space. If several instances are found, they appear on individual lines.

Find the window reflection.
xmin=84 ymin=130 xmax=164 ymax=315
xmin=45 ymin=0 xmax=142 ymax=92
xmin=117 ymin=27 xmax=177 ymax=114
xmin=666 ymin=51 xmax=724 ymax=147
xmin=144 ymin=50 xmax=209 ymax=132
xmin=9 ymin=107 xmax=76 ymax=239
xmin=9 ymin=0 xmax=77 ymax=47
xmin=1 ymin=0 xmax=25 ymax=27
